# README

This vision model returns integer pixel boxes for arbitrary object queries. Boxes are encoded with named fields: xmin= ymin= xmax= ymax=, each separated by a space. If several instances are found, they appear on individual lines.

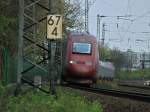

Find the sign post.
xmin=47 ymin=15 xmax=62 ymax=96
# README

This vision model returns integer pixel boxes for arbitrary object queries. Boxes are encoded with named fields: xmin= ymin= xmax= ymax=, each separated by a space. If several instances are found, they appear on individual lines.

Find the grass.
xmin=0 ymin=84 xmax=103 ymax=112
xmin=117 ymin=69 xmax=150 ymax=80
xmin=96 ymin=80 xmax=119 ymax=89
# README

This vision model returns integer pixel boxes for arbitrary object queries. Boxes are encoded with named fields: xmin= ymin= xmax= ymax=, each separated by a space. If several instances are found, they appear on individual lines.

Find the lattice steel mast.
xmin=16 ymin=0 xmax=63 ymax=95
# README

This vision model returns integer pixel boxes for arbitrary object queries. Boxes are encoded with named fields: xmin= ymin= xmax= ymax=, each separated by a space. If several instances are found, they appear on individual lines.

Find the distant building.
xmin=126 ymin=50 xmax=150 ymax=70
xmin=139 ymin=52 xmax=150 ymax=69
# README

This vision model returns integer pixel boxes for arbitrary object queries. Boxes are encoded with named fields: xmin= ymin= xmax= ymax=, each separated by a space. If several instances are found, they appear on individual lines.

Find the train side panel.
xmin=97 ymin=61 xmax=115 ymax=79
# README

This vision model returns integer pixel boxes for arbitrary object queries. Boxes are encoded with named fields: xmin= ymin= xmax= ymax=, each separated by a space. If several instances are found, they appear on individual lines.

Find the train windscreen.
xmin=72 ymin=43 xmax=91 ymax=54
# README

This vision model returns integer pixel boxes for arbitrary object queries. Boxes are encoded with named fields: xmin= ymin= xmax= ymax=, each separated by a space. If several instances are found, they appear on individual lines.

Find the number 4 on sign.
xmin=52 ymin=27 xmax=57 ymax=36
xmin=47 ymin=15 xmax=62 ymax=39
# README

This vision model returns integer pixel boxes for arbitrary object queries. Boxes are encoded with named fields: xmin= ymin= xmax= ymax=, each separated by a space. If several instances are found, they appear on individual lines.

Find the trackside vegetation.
xmin=117 ymin=69 xmax=150 ymax=80
xmin=0 ymin=84 xmax=103 ymax=112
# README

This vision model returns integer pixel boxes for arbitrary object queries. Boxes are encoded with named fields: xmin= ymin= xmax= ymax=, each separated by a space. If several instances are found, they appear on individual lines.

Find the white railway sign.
xmin=47 ymin=15 xmax=62 ymax=39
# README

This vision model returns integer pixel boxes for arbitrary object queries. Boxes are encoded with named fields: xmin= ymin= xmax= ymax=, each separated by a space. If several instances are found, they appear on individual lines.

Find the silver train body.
xmin=96 ymin=61 xmax=115 ymax=80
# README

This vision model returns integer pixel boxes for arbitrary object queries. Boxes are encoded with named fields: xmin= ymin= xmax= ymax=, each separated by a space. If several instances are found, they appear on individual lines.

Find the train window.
xmin=72 ymin=43 xmax=92 ymax=54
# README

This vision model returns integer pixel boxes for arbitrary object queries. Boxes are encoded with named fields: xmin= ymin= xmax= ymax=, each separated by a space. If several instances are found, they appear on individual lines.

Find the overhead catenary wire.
xmin=105 ymin=29 xmax=150 ymax=34
xmin=88 ymin=0 xmax=150 ymax=52
xmin=133 ymin=10 xmax=150 ymax=22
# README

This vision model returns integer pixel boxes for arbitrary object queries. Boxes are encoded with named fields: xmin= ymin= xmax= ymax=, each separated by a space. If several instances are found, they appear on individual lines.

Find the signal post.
xmin=48 ymin=0 xmax=63 ymax=96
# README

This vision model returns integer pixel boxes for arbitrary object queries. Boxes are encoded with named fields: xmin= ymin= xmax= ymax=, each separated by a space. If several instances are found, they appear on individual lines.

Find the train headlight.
xmin=85 ymin=61 xmax=92 ymax=66
xmin=69 ymin=60 xmax=77 ymax=64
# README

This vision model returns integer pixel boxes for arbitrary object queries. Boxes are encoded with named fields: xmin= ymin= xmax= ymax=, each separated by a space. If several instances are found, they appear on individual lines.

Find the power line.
xmin=90 ymin=15 xmax=150 ymax=18
xmin=133 ymin=10 xmax=150 ymax=22
xmin=105 ymin=29 xmax=150 ymax=34
xmin=100 ymin=0 xmax=121 ymax=12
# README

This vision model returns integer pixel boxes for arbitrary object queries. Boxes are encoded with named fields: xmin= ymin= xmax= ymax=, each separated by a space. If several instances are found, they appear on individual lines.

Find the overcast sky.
xmin=88 ymin=0 xmax=150 ymax=52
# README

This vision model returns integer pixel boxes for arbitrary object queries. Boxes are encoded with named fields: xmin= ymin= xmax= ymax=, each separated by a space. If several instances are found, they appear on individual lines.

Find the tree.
xmin=111 ymin=48 xmax=128 ymax=72
xmin=0 ymin=0 xmax=18 ymax=55
xmin=64 ymin=0 xmax=84 ymax=34
xmin=98 ymin=44 xmax=111 ymax=60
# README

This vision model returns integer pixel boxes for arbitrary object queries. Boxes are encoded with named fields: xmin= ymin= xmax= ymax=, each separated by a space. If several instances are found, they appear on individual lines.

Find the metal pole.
xmin=49 ymin=42 xmax=56 ymax=95
xmin=97 ymin=15 xmax=101 ymax=42
xmin=85 ymin=0 xmax=89 ymax=33
xmin=97 ymin=14 xmax=101 ymax=54
xmin=102 ymin=22 xmax=105 ymax=45
xmin=142 ymin=52 xmax=145 ymax=70
xmin=48 ymin=0 xmax=56 ymax=96
xmin=97 ymin=15 xmax=99 ymax=39
xmin=148 ymin=40 xmax=150 ymax=68
xmin=15 ymin=0 xmax=24 ymax=95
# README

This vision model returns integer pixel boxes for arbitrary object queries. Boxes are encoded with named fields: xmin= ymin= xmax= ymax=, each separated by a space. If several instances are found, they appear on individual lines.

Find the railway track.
xmin=61 ymin=83 xmax=150 ymax=103
xmin=118 ymin=83 xmax=150 ymax=90
xmin=20 ymin=78 xmax=150 ymax=103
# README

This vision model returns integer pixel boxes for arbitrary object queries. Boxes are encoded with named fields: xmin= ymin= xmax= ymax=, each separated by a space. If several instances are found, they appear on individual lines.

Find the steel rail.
xmin=62 ymin=84 xmax=150 ymax=103
xmin=118 ymin=83 xmax=150 ymax=90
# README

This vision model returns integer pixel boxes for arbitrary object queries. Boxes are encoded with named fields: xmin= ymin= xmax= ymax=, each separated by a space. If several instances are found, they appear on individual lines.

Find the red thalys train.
xmin=63 ymin=32 xmax=115 ymax=83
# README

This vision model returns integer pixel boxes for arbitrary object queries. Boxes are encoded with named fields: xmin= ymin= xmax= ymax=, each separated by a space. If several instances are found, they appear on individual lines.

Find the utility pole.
xmin=148 ymin=40 xmax=150 ymax=68
xmin=15 ymin=0 xmax=24 ymax=95
xmin=142 ymin=52 xmax=145 ymax=70
xmin=85 ymin=0 xmax=89 ymax=33
xmin=48 ymin=0 xmax=55 ymax=96
xmin=102 ymin=22 xmax=105 ymax=45
xmin=97 ymin=14 xmax=100 ymax=41
xmin=48 ymin=0 xmax=64 ymax=97
xmin=97 ymin=14 xmax=101 ymax=54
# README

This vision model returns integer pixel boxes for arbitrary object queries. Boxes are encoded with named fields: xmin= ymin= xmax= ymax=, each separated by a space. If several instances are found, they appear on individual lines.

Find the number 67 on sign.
xmin=47 ymin=15 xmax=62 ymax=39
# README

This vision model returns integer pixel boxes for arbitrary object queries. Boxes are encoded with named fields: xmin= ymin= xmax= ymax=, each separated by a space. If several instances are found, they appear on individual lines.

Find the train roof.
xmin=68 ymin=32 xmax=97 ymax=41
xmin=69 ymin=32 xmax=89 ymax=36
xmin=69 ymin=32 xmax=94 ymax=37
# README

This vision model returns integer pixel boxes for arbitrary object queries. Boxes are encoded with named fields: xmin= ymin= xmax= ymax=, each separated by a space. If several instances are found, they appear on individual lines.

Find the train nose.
xmin=68 ymin=60 xmax=96 ymax=77
xmin=69 ymin=60 xmax=92 ymax=66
